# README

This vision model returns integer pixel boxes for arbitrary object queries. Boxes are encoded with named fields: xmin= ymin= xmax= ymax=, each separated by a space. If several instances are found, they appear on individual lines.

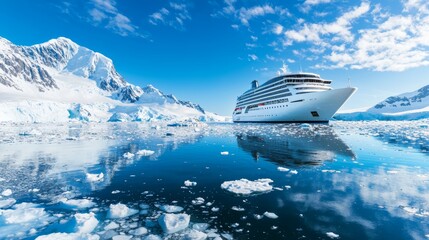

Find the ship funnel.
xmin=251 ymin=80 xmax=259 ymax=89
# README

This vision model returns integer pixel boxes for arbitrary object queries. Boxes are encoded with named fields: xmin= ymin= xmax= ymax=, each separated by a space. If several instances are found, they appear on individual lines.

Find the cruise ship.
xmin=233 ymin=72 xmax=357 ymax=123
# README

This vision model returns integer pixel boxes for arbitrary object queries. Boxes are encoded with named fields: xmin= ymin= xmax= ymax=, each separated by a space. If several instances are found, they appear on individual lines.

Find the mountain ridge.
xmin=334 ymin=84 xmax=429 ymax=121
xmin=0 ymin=36 xmax=224 ymax=122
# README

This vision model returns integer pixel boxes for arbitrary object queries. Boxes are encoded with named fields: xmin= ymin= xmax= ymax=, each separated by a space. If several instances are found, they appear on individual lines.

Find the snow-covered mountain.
xmin=334 ymin=85 xmax=429 ymax=121
xmin=0 ymin=36 xmax=227 ymax=123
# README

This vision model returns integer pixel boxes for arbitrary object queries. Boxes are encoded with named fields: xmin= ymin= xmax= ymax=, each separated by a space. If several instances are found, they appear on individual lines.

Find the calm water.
xmin=0 ymin=121 xmax=428 ymax=240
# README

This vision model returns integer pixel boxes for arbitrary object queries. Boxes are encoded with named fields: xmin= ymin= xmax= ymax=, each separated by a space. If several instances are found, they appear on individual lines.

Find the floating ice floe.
xmin=221 ymin=178 xmax=273 ymax=195
xmin=231 ymin=206 xmax=245 ymax=211
xmin=143 ymin=234 xmax=162 ymax=240
xmin=136 ymin=149 xmax=155 ymax=156
xmin=123 ymin=152 xmax=135 ymax=159
xmin=60 ymin=198 xmax=96 ymax=209
xmin=183 ymin=229 xmax=207 ymax=240
xmin=263 ymin=212 xmax=278 ymax=219
xmin=326 ymin=232 xmax=340 ymax=239
xmin=104 ymin=222 xmax=119 ymax=230
xmin=192 ymin=223 xmax=210 ymax=231
xmin=108 ymin=203 xmax=138 ymax=219
xmin=158 ymin=205 xmax=184 ymax=213
xmin=36 ymin=232 xmax=100 ymax=240
xmin=290 ymin=170 xmax=298 ymax=174
xmin=192 ymin=197 xmax=205 ymax=205
xmin=1 ymin=189 xmax=12 ymax=196
xmin=130 ymin=227 xmax=148 ymax=236
xmin=0 ymin=198 xmax=16 ymax=208
xmin=285 ymin=185 xmax=291 ymax=190
xmin=220 ymin=151 xmax=229 ymax=155
xmin=0 ymin=203 xmax=55 ymax=239
xmin=75 ymin=212 xmax=98 ymax=233
xmin=158 ymin=213 xmax=190 ymax=234
xmin=86 ymin=172 xmax=104 ymax=182
xmin=184 ymin=180 xmax=197 ymax=187
xmin=112 ymin=235 xmax=132 ymax=240
xmin=277 ymin=167 xmax=290 ymax=172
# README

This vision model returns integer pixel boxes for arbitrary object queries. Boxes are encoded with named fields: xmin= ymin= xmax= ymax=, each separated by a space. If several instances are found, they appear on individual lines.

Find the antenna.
xmin=347 ymin=72 xmax=351 ymax=87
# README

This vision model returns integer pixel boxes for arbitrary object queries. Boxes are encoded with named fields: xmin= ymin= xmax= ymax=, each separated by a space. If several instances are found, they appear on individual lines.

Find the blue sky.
xmin=1 ymin=0 xmax=428 ymax=115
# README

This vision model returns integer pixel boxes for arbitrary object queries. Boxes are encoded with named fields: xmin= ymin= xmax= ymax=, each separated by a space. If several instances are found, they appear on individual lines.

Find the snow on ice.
xmin=60 ymin=198 xmax=96 ymax=209
xmin=184 ymin=180 xmax=197 ymax=187
xmin=263 ymin=212 xmax=279 ymax=219
xmin=136 ymin=149 xmax=155 ymax=156
xmin=158 ymin=213 xmax=190 ymax=234
xmin=221 ymin=178 xmax=273 ymax=195
xmin=326 ymin=232 xmax=340 ymax=239
xmin=158 ymin=205 xmax=184 ymax=213
xmin=86 ymin=172 xmax=104 ymax=182
xmin=108 ymin=203 xmax=138 ymax=219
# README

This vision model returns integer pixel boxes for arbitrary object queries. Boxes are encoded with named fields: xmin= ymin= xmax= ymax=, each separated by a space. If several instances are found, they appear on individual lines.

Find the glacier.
xmin=335 ymin=84 xmax=429 ymax=121
xmin=0 ymin=36 xmax=228 ymax=123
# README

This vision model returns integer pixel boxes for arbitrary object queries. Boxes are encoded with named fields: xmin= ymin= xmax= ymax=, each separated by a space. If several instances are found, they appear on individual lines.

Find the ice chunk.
xmin=192 ymin=223 xmax=210 ymax=231
xmin=136 ymin=149 xmax=155 ymax=156
xmin=1 ymin=189 xmax=12 ymax=196
xmin=131 ymin=227 xmax=148 ymax=236
xmin=192 ymin=197 xmax=205 ymax=205
xmin=86 ymin=172 xmax=104 ymax=182
xmin=158 ymin=205 xmax=184 ymax=213
xmin=104 ymin=222 xmax=119 ymax=230
xmin=221 ymin=178 xmax=273 ymax=195
xmin=277 ymin=167 xmax=290 ymax=172
xmin=108 ymin=203 xmax=138 ymax=219
xmin=183 ymin=229 xmax=207 ymax=240
xmin=0 ymin=198 xmax=16 ymax=208
xmin=0 ymin=203 xmax=49 ymax=224
xmin=263 ymin=212 xmax=278 ymax=219
xmin=0 ymin=203 xmax=54 ymax=239
xmin=158 ymin=213 xmax=190 ymax=234
xmin=36 ymin=233 xmax=100 ymax=240
xmin=285 ymin=185 xmax=291 ymax=190
xmin=211 ymin=207 xmax=219 ymax=212
xmin=75 ymin=212 xmax=98 ymax=233
xmin=112 ymin=235 xmax=132 ymax=240
xmin=123 ymin=152 xmax=135 ymax=159
xmin=61 ymin=198 xmax=96 ymax=209
xmin=184 ymin=180 xmax=197 ymax=187
xmin=144 ymin=235 xmax=162 ymax=240
xmin=326 ymin=232 xmax=340 ymax=239
xmin=290 ymin=170 xmax=298 ymax=174
xmin=220 ymin=151 xmax=229 ymax=155
xmin=231 ymin=206 xmax=245 ymax=211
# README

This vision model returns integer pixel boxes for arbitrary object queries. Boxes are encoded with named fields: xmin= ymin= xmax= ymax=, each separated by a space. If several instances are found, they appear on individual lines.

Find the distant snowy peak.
xmin=24 ymin=37 xmax=127 ymax=92
xmin=369 ymin=84 xmax=429 ymax=113
xmin=138 ymin=85 xmax=205 ymax=113
xmin=0 ymin=37 xmax=56 ymax=91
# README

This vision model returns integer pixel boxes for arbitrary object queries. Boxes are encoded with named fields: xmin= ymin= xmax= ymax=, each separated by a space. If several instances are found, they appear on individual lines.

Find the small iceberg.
xmin=221 ymin=178 xmax=273 ymax=195
xmin=108 ymin=203 xmax=138 ymax=219
xmin=158 ymin=213 xmax=190 ymax=234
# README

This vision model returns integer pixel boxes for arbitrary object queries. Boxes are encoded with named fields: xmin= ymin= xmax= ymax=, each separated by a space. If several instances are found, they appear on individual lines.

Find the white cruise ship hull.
xmin=233 ymin=87 xmax=357 ymax=123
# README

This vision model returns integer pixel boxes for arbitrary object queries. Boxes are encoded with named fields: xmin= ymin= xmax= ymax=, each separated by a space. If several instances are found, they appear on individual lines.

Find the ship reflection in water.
xmin=236 ymin=125 xmax=355 ymax=166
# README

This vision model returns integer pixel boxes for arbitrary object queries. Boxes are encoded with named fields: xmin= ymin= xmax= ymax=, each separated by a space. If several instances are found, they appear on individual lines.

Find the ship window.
xmin=311 ymin=111 xmax=319 ymax=117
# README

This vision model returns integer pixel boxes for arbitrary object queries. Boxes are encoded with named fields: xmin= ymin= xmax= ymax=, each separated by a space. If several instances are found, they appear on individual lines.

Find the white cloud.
xmin=272 ymin=24 xmax=283 ymax=35
xmin=248 ymin=54 xmax=258 ymax=61
xmin=149 ymin=2 xmax=191 ymax=29
xmin=285 ymin=1 xmax=370 ymax=44
xmin=301 ymin=0 xmax=332 ymax=13
xmin=238 ymin=5 xmax=275 ymax=25
xmin=88 ymin=0 xmax=140 ymax=37
xmin=327 ymin=14 xmax=429 ymax=71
